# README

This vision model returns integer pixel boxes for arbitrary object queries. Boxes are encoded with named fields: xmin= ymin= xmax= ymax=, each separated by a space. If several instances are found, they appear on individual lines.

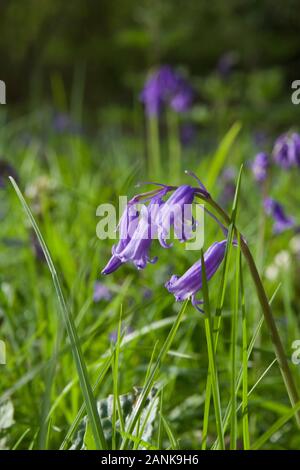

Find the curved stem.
xmin=198 ymin=194 xmax=300 ymax=426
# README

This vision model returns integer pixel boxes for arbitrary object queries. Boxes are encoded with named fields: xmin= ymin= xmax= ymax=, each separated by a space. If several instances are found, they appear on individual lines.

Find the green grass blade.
xmin=9 ymin=177 xmax=107 ymax=450
xmin=240 ymin=251 xmax=250 ymax=449
xmin=201 ymin=250 xmax=225 ymax=450
xmin=205 ymin=121 xmax=241 ymax=188
xmin=120 ymin=299 xmax=188 ymax=450
xmin=229 ymin=236 xmax=240 ymax=449
xmin=251 ymin=401 xmax=300 ymax=450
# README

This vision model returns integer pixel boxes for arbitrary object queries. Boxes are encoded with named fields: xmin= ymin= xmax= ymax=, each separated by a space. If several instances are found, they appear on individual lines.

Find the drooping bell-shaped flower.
xmin=273 ymin=132 xmax=300 ymax=169
xmin=252 ymin=152 xmax=269 ymax=182
xmin=264 ymin=197 xmax=295 ymax=234
xmin=114 ymin=196 xmax=164 ymax=270
xmin=156 ymin=185 xmax=197 ymax=248
xmin=102 ymin=187 xmax=169 ymax=275
xmin=165 ymin=240 xmax=228 ymax=311
xmin=101 ymin=203 xmax=139 ymax=275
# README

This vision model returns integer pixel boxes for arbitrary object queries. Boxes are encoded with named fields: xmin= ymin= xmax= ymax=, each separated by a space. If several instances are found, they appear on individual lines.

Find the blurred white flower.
xmin=274 ymin=250 xmax=291 ymax=270
xmin=290 ymin=235 xmax=300 ymax=255
xmin=265 ymin=265 xmax=279 ymax=281
xmin=265 ymin=250 xmax=291 ymax=281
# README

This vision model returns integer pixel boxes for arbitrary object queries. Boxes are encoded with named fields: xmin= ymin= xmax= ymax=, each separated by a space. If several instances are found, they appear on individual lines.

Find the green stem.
xmin=167 ymin=111 xmax=181 ymax=184
xmin=147 ymin=115 xmax=161 ymax=178
xmin=199 ymin=194 xmax=300 ymax=426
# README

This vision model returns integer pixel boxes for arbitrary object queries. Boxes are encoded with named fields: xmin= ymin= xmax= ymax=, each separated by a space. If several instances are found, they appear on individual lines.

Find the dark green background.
xmin=1 ymin=0 xmax=300 ymax=107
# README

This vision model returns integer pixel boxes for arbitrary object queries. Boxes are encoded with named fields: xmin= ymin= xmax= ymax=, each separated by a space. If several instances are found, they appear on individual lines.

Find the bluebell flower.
xmin=264 ymin=198 xmax=295 ymax=234
xmin=140 ymin=65 xmax=194 ymax=116
xmin=102 ymin=187 xmax=170 ymax=274
xmin=0 ymin=160 xmax=18 ymax=189
xmin=216 ymin=52 xmax=238 ymax=78
xmin=252 ymin=152 xmax=269 ymax=182
xmin=114 ymin=197 xmax=163 ymax=270
xmin=165 ymin=240 xmax=228 ymax=311
xmin=273 ymin=132 xmax=300 ymax=169
xmin=102 ymin=179 xmax=208 ymax=276
xmin=93 ymin=282 xmax=112 ymax=302
xmin=157 ymin=185 xmax=198 ymax=248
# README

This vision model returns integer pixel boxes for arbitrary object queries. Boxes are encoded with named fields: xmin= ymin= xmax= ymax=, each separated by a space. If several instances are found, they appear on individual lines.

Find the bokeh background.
xmin=1 ymin=0 xmax=300 ymax=451
xmin=1 ymin=0 xmax=300 ymax=122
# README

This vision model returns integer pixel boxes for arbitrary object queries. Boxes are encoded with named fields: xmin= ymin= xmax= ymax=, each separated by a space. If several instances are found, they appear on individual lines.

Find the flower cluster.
xmin=251 ymin=131 xmax=300 ymax=234
xmin=273 ymin=132 xmax=300 ymax=169
xmin=140 ymin=65 xmax=194 ymax=116
xmin=264 ymin=198 xmax=295 ymax=234
xmin=102 ymin=179 xmax=228 ymax=311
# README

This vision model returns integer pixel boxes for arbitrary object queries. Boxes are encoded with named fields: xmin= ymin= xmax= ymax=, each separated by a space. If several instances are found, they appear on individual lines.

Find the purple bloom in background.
xmin=165 ymin=240 xmax=228 ymax=311
xmin=53 ymin=112 xmax=82 ymax=135
xmin=264 ymin=198 xmax=295 ymax=234
xmin=0 ymin=159 xmax=18 ymax=188
xmin=216 ymin=52 xmax=238 ymax=78
xmin=109 ymin=325 xmax=133 ymax=343
xmin=140 ymin=65 xmax=194 ymax=116
xmin=272 ymin=132 xmax=300 ymax=169
xmin=93 ymin=282 xmax=112 ymax=302
xmin=252 ymin=152 xmax=270 ymax=182
xmin=219 ymin=167 xmax=236 ymax=207
xmin=180 ymin=124 xmax=197 ymax=146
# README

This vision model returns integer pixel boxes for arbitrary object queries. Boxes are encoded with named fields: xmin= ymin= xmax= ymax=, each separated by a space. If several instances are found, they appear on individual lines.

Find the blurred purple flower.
xmin=0 ymin=160 xmax=18 ymax=188
xmin=109 ymin=325 xmax=133 ymax=343
xmin=165 ymin=240 xmax=228 ymax=311
xmin=180 ymin=124 xmax=197 ymax=146
xmin=219 ymin=167 xmax=236 ymax=206
xmin=216 ymin=52 xmax=238 ymax=78
xmin=53 ymin=113 xmax=81 ymax=135
xmin=264 ymin=198 xmax=295 ymax=234
xmin=252 ymin=152 xmax=270 ymax=182
xmin=93 ymin=282 xmax=112 ymax=302
xmin=140 ymin=65 xmax=194 ymax=116
xmin=30 ymin=231 xmax=46 ymax=262
xmin=273 ymin=132 xmax=300 ymax=169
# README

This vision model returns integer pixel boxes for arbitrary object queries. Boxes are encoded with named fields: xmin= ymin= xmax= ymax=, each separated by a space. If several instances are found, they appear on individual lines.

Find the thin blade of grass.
xmin=9 ymin=177 xmax=107 ymax=450
xmin=251 ymin=401 xmax=300 ymax=450
xmin=230 ymin=235 xmax=241 ymax=449
xmin=201 ymin=249 xmax=225 ymax=450
xmin=120 ymin=299 xmax=188 ymax=450
xmin=240 ymin=250 xmax=250 ymax=449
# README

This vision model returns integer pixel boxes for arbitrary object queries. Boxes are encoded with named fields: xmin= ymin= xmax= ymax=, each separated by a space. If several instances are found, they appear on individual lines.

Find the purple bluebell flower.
xmin=114 ymin=197 xmax=163 ymax=269
xmin=216 ymin=52 xmax=238 ymax=78
xmin=273 ymin=132 xmax=300 ymax=169
xmin=102 ymin=187 xmax=169 ymax=275
xmin=53 ymin=112 xmax=81 ymax=135
xmin=180 ymin=124 xmax=197 ymax=146
xmin=109 ymin=326 xmax=133 ymax=343
xmin=165 ymin=240 xmax=228 ymax=311
xmin=264 ymin=198 xmax=295 ymax=234
xmin=93 ymin=282 xmax=112 ymax=302
xmin=102 ymin=178 xmax=208 ymax=276
xmin=219 ymin=167 xmax=236 ymax=207
xmin=157 ymin=185 xmax=197 ymax=248
xmin=252 ymin=152 xmax=270 ymax=182
xmin=0 ymin=160 xmax=18 ymax=188
xmin=102 ymin=203 xmax=139 ymax=275
xmin=140 ymin=65 xmax=194 ymax=116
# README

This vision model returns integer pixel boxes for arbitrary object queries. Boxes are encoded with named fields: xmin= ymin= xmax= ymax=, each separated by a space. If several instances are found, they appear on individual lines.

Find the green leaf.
xmin=204 ymin=121 xmax=241 ymax=188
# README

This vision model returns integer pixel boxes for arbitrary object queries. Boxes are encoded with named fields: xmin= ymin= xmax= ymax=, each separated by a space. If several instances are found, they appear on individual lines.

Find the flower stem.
xmin=199 ymin=194 xmax=300 ymax=426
